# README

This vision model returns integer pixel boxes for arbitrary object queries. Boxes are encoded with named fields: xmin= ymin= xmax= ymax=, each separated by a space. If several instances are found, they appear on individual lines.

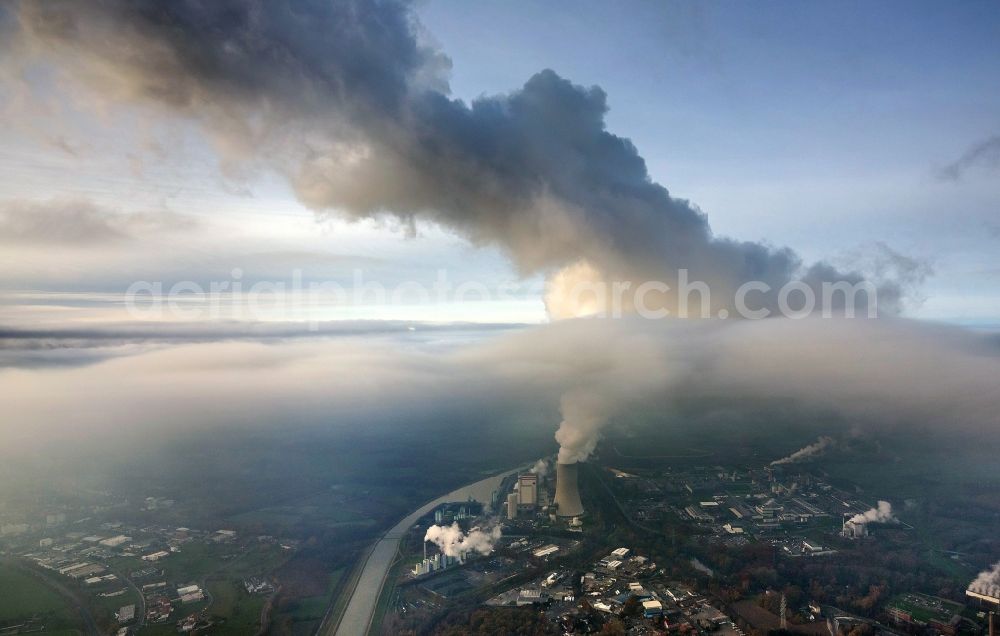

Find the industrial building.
xmin=967 ymin=584 xmax=1000 ymax=607
xmin=412 ymin=540 xmax=463 ymax=576
xmin=518 ymin=473 xmax=538 ymax=510
xmin=533 ymin=544 xmax=559 ymax=558
xmin=966 ymin=580 xmax=999 ymax=636
xmin=506 ymin=492 xmax=518 ymax=519
xmin=142 ymin=550 xmax=170 ymax=561
xmin=756 ymin=499 xmax=783 ymax=520
xmin=116 ymin=604 xmax=135 ymax=624
xmin=433 ymin=501 xmax=481 ymax=524
xmin=177 ymin=583 xmax=205 ymax=603
xmin=643 ymin=599 xmax=664 ymax=618
xmin=99 ymin=534 xmax=131 ymax=548
xmin=842 ymin=514 xmax=868 ymax=539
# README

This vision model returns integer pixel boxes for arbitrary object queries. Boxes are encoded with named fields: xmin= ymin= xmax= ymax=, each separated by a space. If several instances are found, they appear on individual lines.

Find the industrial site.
xmin=368 ymin=438 xmax=1000 ymax=636
xmin=1 ymin=429 xmax=997 ymax=636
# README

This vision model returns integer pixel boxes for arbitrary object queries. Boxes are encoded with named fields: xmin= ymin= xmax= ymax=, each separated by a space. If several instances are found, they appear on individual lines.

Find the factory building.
xmin=967 ymin=585 xmax=1000 ymax=607
xmin=116 ymin=604 xmax=135 ymax=624
xmin=518 ymin=473 xmax=538 ymax=510
xmin=756 ymin=498 xmax=783 ymax=520
xmin=842 ymin=514 xmax=868 ymax=539
xmin=506 ymin=492 xmax=518 ymax=519
xmin=967 ymin=581 xmax=999 ymax=636
xmin=433 ymin=502 xmax=479 ymax=525
xmin=412 ymin=542 xmax=462 ymax=576
xmin=643 ymin=599 xmax=664 ymax=618
xmin=99 ymin=535 xmax=131 ymax=548
xmin=533 ymin=544 xmax=559 ymax=558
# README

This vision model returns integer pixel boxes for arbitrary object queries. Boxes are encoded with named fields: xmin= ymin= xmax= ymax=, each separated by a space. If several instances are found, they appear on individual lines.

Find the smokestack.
xmin=554 ymin=462 xmax=584 ymax=517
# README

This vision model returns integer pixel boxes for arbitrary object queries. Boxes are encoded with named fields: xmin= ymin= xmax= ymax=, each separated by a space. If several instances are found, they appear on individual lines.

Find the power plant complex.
xmin=967 ymin=581 xmax=1000 ymax=607
xmin=841 ymin=514 xmax=868 ymax=539
xmin=503 ymin=459 xmax=584 ymax=522
xmin=967 ymin=576 xmax=1000 ymax=636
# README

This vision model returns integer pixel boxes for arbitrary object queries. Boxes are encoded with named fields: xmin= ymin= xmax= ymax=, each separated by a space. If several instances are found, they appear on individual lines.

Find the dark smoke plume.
xmin=2 ymin=0 xmax=900 ymax=316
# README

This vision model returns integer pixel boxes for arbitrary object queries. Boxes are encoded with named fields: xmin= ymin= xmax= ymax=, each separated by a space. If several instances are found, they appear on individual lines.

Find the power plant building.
xmin=412 ymin=550 xmax=461 ymax=576
xmin=518 ymin=473 xmax=538 ymax=509
xmin=842 ymin=514 xmax=868 ymax=539
xmin=506 ymin=492 xmax=518 ymax=519
xmin=965 ymin=584 xmax=998 ymax=636
xmin=967 ymin=585 xmax=1000 ymax=607
xmin=517 ymin=473 xmax=538 ymax=507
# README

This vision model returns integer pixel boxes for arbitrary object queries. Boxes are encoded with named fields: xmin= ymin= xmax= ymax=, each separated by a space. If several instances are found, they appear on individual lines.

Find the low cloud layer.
xmin=0 ymin=198 xmax=195 ymax=246
xmin=1 ymin=318 xmax=997 ymax=461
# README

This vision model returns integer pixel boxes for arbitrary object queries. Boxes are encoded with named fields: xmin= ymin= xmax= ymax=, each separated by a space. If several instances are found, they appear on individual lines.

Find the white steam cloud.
xmin=968 ymin=561 xmax=1000 ymax=598
xmin=531 ymin=458 xmax=549 ymax=477
xmin=849 ymin=501 xmax=896 ymax=525
xmin=771 ymin=436 xmax=836 ymax=466
xmin=423 ymin=522 xmax=500 ymax=559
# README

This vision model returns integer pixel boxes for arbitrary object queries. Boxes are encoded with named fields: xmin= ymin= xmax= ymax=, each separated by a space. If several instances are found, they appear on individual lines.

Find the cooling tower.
xmin=554 ymin=462 xmax=584 ymax=517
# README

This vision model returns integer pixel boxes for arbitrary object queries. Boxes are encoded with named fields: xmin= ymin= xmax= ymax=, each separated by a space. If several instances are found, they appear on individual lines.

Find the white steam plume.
xmin=423 ymin=522 xmax=500 ymax=559
xmin=968 ymin=561 xmax=1000 ymax=597
xmin=531 ymin=458 xmax=549 ymax=477
xmin=771 ymin=436 xmax=836 ymax=466
xmin=556 ymin=388 xmax=611 ymax=464
xmin=849 ymin=501 xmax=896 ymax=525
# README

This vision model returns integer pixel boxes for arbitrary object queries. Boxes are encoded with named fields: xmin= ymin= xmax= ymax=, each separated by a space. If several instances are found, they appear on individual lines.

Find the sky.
xmin=0 ymin=0 xmax=997 ymax=327
xmin=0 ymin=0 xmax=997 ymax=464
xmin=415 ymin=0 xmax=1000 ymax=324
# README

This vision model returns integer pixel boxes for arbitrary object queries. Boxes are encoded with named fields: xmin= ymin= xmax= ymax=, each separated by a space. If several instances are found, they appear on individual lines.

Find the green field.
xmin=206 ymin=580 xmax=266 ymax=635
xmin=228 ymin=492 xmax=377 ymax=531
xmin=287 ymin=568 xmax=347 ymax=622
xmin=888 ymin=592 xmax=964 ymax=625
xmin=0 ymin=563 xmax=82 ymax=634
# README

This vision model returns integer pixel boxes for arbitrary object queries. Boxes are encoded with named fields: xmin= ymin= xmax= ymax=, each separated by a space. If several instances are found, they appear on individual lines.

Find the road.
xmin=120 ymin=570 xmax=146 ymax=629
xmin=328 ymin=466 xmax=523 ymax=636
xmin=257 ymin=586 xmax=280 ymax=636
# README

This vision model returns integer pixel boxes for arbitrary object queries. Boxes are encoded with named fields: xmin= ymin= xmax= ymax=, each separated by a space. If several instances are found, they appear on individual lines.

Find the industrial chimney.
xmin=554 ymin=462 xmax=584 ymax=517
